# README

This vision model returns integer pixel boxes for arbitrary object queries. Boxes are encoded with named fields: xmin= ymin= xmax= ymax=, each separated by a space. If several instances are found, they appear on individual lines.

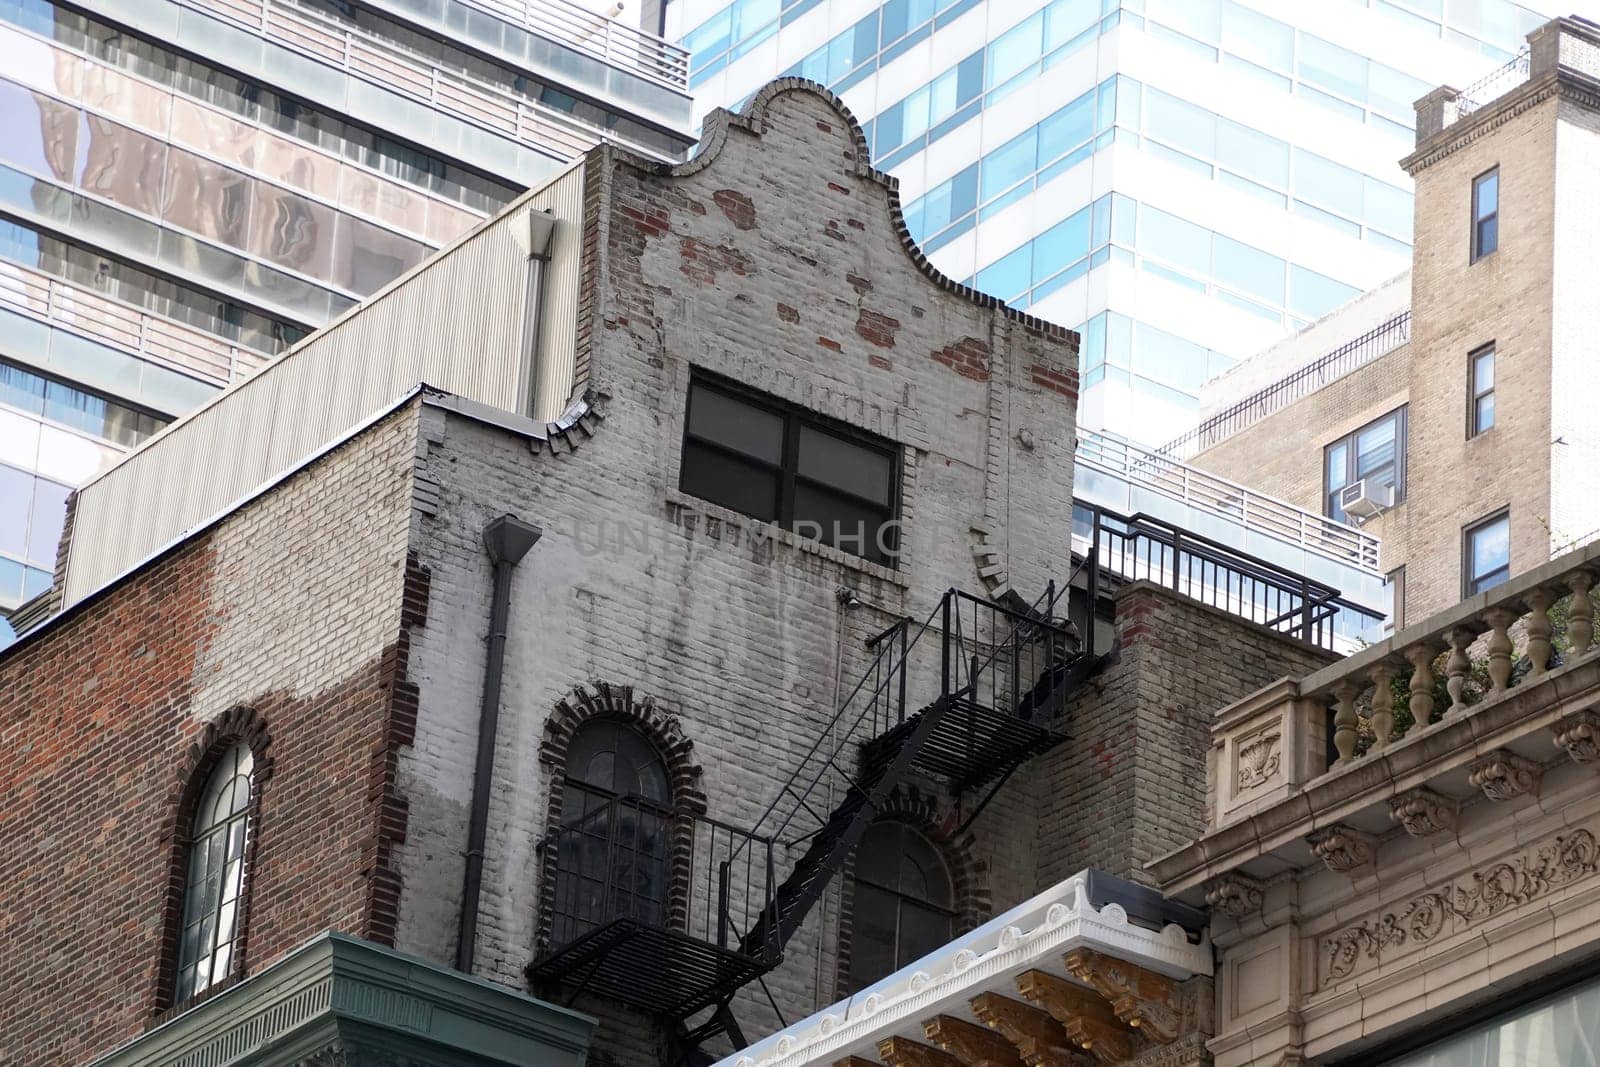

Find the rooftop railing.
xmin=189 ymin=0 xmax=675 ymax=164
xmin=1077 ymin=430 xmax=1382 ymax=574
xmin=0 ymin=260 xmax=270 ymax=391
xmin=1450 ymin=48 xmax=1532 ymax=125
xmin=448 ymin=0 xmax=689 ymax=91
xmin=1158 ymin=312 xmax=1411 ymax=462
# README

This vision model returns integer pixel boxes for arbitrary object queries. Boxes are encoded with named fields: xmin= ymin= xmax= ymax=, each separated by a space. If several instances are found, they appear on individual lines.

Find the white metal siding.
xmin=63 ymin=162 xmax=588 ymax=607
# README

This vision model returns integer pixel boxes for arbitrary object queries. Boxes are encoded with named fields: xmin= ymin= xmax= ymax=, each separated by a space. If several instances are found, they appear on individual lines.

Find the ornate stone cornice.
xmin=1320 ymin=824 xmax=1599 ymax=984
xmin=1204 ymin=874 xmax=1264 ymax=919
xmin=1467 ymin=749 xmax=1543 ymax=801
xmin=1307 ymin=825 xmax=1376 ymax=874
xmin=1388 ymin=787 xmax=1459 ymax=837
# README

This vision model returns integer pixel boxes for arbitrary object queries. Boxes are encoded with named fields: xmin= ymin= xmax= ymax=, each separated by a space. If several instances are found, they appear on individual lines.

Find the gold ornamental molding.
xmin=1062 ymin=949 xmax=1208 ymax=1046
xmin=878 ymin=1036 xmax=964 ymax=1067
xmin=923 ymin=1014 xmax=1026 ymax=1067
xmin=1015 ymin=969 xmax=1137 ymax=1063
xmin=1321 ymin=824 xmax=1599 ymax=984
xmin=969 ymin=992 xmax=1092 ymax=1067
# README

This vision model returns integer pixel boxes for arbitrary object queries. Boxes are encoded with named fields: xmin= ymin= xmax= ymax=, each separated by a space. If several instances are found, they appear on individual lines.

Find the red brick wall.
xmin=0 ymin=411 xmax=421 ymax=1064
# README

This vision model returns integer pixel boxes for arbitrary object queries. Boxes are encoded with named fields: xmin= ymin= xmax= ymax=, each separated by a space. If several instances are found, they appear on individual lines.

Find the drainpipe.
xmin=457 ymin=513 xmax=542 ymax=974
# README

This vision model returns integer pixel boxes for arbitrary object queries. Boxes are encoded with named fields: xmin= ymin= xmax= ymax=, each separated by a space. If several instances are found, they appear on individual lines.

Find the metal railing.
xmin=1078 ymin=430 xmax=1382 ymax=573
xmin=443 ymin=0 xmax=688 ymax=90
xmin=0 ymin=261 xmax=271 ymax=389
xmin=1158 ymin=311 xmax=1411 ymax=463
xmin=1452 ymin=48 xmax=1532 ymax=123
xmin=1075 ymin=505 xmax=1383 ymax=652
xmin=186 ymin=0 xmax=672 ymax=164
xmin=541 ymin=795 xmax=775 ymax=957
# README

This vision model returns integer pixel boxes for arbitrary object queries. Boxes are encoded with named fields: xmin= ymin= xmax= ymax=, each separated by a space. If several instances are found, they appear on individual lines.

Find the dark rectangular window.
xmin=1324 ymin=407 xmax=1407 ymax=523
xmin=1464 ymin=509 xmax=1511 ymax=598
xmin=1472 ymin=167 xmax=1498 ymax=261
xmin=680 ymin=374 xmax=900 ymax=565
xmin=1470 ymin=344 xmax=1495 ymax=436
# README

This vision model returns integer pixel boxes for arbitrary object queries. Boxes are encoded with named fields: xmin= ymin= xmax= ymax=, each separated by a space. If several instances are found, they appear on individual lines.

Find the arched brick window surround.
xmin=150 ymin=705 xmax=274 ymax=1019
xmin=835 ymin=784 xmax=990 ymax=996
xmin=536 ymin=683 xmax=706 ymax=951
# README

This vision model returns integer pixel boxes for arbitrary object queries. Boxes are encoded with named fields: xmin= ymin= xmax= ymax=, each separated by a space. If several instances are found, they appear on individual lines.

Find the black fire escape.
xmin=526 ymin=580 xmax=1104 ymax=1065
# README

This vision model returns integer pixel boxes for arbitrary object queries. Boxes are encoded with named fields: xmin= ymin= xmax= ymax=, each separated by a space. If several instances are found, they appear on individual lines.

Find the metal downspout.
xmin=457 ymin=513 xmax=541 ymax=973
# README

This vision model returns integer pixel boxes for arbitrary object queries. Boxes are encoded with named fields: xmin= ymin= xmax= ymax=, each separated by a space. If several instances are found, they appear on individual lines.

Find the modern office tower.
xmin=664 ymin=0 xmax=1557 ymax=444
xmin=0 ymin=0 xmax=695 ymax=622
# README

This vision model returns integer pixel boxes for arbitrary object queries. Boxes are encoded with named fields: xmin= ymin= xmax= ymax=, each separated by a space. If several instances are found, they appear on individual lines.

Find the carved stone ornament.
xmin=1320 ymin=827 xmax=1599 ymax=983
xmin=1204 ymin=874 xmax=1264 ymax=919
xmin=1236 ymin=728 xmax=1282 ymax=791
xmin=1307 ymin=825 xmax=1376 ymax=873
xmin=1467 ymin=748 xmax=1543 ymax=801
xmin=1554 ymin=711 xmax=1600 ymax=766
xmin=1388 ymin=787 xmax=1459 ymax=837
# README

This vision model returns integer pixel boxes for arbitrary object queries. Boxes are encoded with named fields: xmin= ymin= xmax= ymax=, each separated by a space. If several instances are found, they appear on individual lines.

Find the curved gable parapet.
xmin=608 ymin=78 xmax=1076 ymax=347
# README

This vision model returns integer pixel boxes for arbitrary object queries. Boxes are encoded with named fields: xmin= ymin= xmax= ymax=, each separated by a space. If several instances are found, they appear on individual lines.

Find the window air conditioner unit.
xmin=1340 ymin=479 xmax=1394 ymax=523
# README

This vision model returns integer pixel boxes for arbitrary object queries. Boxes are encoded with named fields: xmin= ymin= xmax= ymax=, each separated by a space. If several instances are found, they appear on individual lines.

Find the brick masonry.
xmin=0 ymin=404 xmax=419 ymax=1064
xmin=1039 ymin=582 xmax=1335 ymax=888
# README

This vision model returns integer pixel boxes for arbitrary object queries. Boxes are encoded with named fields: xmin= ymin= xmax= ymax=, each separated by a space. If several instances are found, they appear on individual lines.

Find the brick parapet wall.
xmin=1039 ymin=582 xmax=1337 ymax=889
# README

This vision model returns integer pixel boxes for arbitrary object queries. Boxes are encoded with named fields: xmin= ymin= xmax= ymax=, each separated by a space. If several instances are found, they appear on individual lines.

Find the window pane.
xmin=687 ymin=384 xmax=783 ymax=463
xmin=27 ymin=477 xmax=69 ymax=566
xmin=1470 ymin=515 xmax=1510 ymax=583
xmin=1221 ymin=1 xmax=1293 ymax=71
xmin=1474 ymin=170 xmax=1498 ymax=218
xmin=1474 ymin=348 xmax=1495 ymax=391
xmin=1034 ymin=206 xmax=1091 ymax=278
xmin=847 ymin=884 xmax=898 ymax=988
xmin=1295 ymin=150 xmax=1365 ymax=218
xmin=1355 ymin=416 xmax=1397 ymax=480
xmin=1290 ymin=265 xmax=1359 ymax=319
xmin=1037 ymin=90 xmax=1095 ymax=163
xmin=1145 ymin=88 xmax=1216 ymax=159
xmin=680 ymin=442 xmax=781 ymax=522
xmin=1476 ymin=392 xmax=1495 ymax=432
xmin=1213 ymin=235 xmax=1285 ymax=304
xmin=1365 ymin=178 xmax=1413 ymax=238
xmin=798 ymin=425 xmax=893 ymax=504
xmin=0 ymin=465 xmax=30 ymax=559
xmin=793 ymin=483 xmax=892 ymax=563
xmin=1477 ymin=214 xmax=1498 ymax=256
xmin=1217 ymin=119 xmax=1288 ymax=187
xmin=976 ymin=245 xmax=1032 ymax=302
xmin=1298 ymin=34 xmax=1368 ymax=102
xmin=898 ymin=901 xmax=953 ymax=967
xmin=988 ymin=12 xmax=1044 ymax=88
xmin=1140 ymin=205 xmax=1211 ymax=277
xmin=1326 ymin=440 xmax=1349 ymax=491
xmin=981 ymin=127 xmax=1039 ymax=201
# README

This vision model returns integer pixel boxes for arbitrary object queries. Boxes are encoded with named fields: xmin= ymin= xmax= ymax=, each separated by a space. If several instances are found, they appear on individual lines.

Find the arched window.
xmin=174 ymin=743 xmax=254 ymax=1002
xmin=847 ymin=821 xmax=955 ymax=991
xmin=551 ymin=721 xmax=672 ymax=943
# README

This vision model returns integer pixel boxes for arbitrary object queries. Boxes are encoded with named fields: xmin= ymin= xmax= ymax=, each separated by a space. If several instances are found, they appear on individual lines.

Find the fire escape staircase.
xmin=525 ymin=581 xmax=1105 ymax=1066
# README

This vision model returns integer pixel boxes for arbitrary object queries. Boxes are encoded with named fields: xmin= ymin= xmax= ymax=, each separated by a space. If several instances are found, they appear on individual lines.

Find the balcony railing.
xmin=445 ymin=0 xmax=688 ymax=90
xmin=1074 ymin=504 xmax=1384 ymax=652
xmin=1202 ymin=541 xmax=1600 ymax=836
xmin=1158 ymin=312 xmax=1411 ymax=462
xmin=1077 ymin=431 xmax=1382 ymax=574
xmin=0 ymin=261 xmax=270 ymax=390
xmin=1450 ymin=48 xmax=1532 ymax=125
xmin=185 ymin=0 xmax=672 ymax=163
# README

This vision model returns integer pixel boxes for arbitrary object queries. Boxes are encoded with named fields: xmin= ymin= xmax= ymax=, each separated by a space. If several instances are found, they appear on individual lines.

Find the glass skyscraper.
xmin=664 ymin=0 xmax=1558 ymax=442
xmin=0 ymin=0 xmax=696 ymax=619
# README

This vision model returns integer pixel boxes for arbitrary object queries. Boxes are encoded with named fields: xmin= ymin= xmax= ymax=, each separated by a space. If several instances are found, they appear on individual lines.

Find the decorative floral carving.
xmin=1204 ymin=874 xmax=1264 ymax=919
xmin=1236 ymin=729 xmax=1282 ymax=791
xmin=1554 ymin=711 xmax=1600 ymax=766
xmin=1467 ymin=749 xmax=1543 ymax=801
xmin=1307 ymin=825 xmax=1376 ymax=873
xmin=1388 ymin=787 xmax=1458 ymax=837
xmin=1321 ymin=828 xmax=1598 ymax=983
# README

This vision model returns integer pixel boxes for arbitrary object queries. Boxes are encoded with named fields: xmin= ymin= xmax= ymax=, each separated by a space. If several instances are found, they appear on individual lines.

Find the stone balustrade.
xmin=1203 ymin=539 xmax=1600 ymax=831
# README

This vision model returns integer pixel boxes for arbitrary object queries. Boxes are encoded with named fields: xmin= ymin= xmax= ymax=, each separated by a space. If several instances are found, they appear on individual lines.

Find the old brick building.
xmin=0 ymin=77 xmax=1404 ymax=1067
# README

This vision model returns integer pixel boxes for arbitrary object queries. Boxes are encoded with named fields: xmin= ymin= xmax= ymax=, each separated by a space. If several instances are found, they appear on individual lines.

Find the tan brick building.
xmin=1180 ymin=14 xmax=1600 ymax=627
